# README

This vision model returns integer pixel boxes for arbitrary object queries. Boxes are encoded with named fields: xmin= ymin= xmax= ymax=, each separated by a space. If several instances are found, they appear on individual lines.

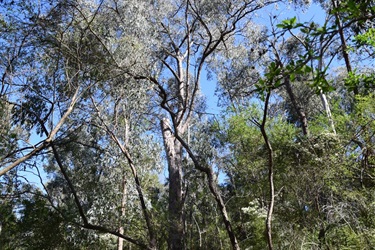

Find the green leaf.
xmin=277 ymin=17 xmax=298 ymax=30
xmin=300 ymin=27 xmax=309 ymax=34
xmin=303 ymin=65 xmax=312 ymax=74
xmin=274 ymin=78 xmax=281 ymax=87
xmin=290 ymin=73 xmax=296 ymax=82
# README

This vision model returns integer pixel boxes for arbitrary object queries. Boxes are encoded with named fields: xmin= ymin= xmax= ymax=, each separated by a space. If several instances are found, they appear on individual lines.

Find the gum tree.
xmin=76 ymin=1 xmax=282 ymax=249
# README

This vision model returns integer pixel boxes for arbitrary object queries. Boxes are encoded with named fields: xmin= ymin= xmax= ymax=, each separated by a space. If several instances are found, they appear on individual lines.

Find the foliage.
xmin=1 ymin=0 xmax=375 ymax=249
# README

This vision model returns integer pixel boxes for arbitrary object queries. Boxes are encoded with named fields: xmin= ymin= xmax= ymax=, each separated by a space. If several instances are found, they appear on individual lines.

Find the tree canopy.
xmin=1 ymin=0 xmax=375 ymax=249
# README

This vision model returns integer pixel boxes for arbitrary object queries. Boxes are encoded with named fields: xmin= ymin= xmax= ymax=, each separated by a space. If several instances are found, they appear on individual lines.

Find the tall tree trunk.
xmin=161 ymin=118 xmax=185 ymax=250
xmin=284 ymin=76 xmax=309 ymax=136
xmin=118 ymin=118 xmax=129 ymax=250
xmin=118 ymin=176 xmax=127 ymax=250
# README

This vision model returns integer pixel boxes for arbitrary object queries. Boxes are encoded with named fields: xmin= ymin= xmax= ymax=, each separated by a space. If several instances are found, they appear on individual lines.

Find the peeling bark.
xmin=320 ymin=91 xmax=336 ymax=135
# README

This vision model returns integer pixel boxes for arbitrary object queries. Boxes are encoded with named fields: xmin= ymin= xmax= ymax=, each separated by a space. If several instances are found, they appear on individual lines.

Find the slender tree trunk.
xmin=118 ymin=118 xmax=129 ymax=250
xmin=118 ymin=176 xmax=127 ymax=250
xmin=206 ymin=169 xmax=240 ymax=250
xmin=332 ymin=0 xmax=357 ymax=94
xmin=259 ymin=91 xmax=275 ymax=250
xmin=173 ymin=132 xmax=241 ymax=250
xmin=94 ymin=104 xmax=157 ymax=249
xmin=192 ymin=214 xmax=202 ymax=248
xmin=161 ymin=118 xmax=185 ymax=250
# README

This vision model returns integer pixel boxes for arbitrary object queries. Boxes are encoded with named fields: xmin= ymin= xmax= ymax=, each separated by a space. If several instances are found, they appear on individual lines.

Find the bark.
xmin=320 ymin=91 xmax=336 ymax=135
xmin=284 ymin=76 xmax=309 ymax=136
xmin=161 ymin=118 xmax=185 ymax=250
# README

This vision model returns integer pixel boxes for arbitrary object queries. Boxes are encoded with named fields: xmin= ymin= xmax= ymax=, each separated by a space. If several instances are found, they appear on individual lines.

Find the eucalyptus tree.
xmin=145 ymin=1 xmax=284 ymax=249
xmin=0 ymin=1 xmax=161 ymax=249
xmin=8 ymin=0 xmax=370 ymax=249
xmin=70 ymin=0 xmax=285 ymax=249
xmin=0 ymin=0 xmax=92 ymax=176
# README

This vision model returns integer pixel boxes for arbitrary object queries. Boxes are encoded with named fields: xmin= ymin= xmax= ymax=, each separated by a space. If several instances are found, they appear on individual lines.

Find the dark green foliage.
xmin=216 ymin=92 xmax=375 ymax=248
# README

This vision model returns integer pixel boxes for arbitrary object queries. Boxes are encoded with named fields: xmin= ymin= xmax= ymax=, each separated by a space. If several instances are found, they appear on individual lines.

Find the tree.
xmin=2 ymin=0 xmax=375 ymax=249
xmin=1 ymin=0 xmax=283 ymax=248
xmin=65 ymin=1 xmax=283 ymax=249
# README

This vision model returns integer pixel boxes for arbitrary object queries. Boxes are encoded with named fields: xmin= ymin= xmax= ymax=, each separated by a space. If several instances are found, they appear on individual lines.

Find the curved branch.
xmin=0 ymin=81 xmax=81 ymax=177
